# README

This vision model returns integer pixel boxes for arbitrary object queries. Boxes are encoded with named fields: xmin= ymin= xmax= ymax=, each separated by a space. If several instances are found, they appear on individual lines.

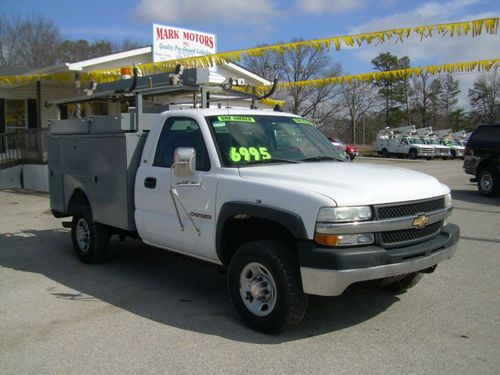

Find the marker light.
xmin=314 ymin=233 xmax=374 ymax=247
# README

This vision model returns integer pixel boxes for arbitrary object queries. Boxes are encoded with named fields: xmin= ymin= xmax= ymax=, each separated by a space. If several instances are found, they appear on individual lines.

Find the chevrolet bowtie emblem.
xmin=413 ymin=214 xmax=429 ymax=229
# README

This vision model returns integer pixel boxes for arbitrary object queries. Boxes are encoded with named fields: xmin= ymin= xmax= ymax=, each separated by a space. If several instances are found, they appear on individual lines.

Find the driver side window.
xmin=153 ymin=117 xmax=211 ymax=171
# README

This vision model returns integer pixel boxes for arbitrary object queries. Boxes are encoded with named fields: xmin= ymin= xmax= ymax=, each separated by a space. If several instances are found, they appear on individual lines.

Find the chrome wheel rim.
xmin=480 ymin=173 xmax=493 ymax=192
xmin=239 ymin=262 xmax=277 ymax=317
xmin=76 ymin=218 xmax=90 ymax=253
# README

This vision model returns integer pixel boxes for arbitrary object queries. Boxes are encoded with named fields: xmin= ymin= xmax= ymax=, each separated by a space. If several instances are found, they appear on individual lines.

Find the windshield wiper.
xmin=299 ymin=156 xmax=339 ymax=162
xmin=243 ymin=158 xmax=301 ymax=165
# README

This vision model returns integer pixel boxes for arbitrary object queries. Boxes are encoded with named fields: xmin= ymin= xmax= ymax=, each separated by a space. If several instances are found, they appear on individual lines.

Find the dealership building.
xmin=0 ymin=26 xmax=273 ymax=190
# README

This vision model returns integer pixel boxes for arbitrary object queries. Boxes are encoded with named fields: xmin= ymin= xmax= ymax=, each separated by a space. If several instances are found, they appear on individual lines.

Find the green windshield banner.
xmin=293 ymin=118 xmax=314 ymax=125
xmin=217 ymin=115 xmax=255 ymax=123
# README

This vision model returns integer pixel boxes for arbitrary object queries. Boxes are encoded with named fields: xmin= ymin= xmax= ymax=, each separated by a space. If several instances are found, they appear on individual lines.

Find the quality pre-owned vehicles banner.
xmin=153 ymin=24 xmax=216 ymax=62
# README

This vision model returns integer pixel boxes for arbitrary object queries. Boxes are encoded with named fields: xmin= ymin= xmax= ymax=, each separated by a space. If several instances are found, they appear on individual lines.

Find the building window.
xmin=5 ymin=99 xmax=26 ymax=129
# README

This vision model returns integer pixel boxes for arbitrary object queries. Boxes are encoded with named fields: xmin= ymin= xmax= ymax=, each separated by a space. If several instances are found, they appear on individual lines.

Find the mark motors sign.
xmin=153 ymin=24 xmax=216 ymax=62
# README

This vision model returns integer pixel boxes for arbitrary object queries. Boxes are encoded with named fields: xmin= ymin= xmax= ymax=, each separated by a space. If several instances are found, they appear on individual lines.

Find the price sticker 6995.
xmin=229 ymin=147 xmax=272 ymax=162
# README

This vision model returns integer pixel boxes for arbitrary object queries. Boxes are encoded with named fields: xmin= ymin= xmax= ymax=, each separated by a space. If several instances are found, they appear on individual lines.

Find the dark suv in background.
xmin=463 ymin=125 xmax=500 ymax=197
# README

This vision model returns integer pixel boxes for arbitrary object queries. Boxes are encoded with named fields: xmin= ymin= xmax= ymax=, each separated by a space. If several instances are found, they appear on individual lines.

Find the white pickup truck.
xmin=48 ymin=86 xmax=459 ymax=333
xmin=374 ymin=127 xmax=435 ymax=160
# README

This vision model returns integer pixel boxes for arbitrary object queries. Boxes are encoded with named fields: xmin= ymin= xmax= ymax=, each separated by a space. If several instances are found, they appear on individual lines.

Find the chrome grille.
xmin=375 ymin=197 xmax=445 ymax=220
xmin=380 ymin=221 xmax=443 ymax=248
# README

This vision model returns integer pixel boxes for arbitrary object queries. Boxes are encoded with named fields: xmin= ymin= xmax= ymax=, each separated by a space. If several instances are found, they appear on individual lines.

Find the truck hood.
xmin=238 ymin=162 xmax=448 ymax=206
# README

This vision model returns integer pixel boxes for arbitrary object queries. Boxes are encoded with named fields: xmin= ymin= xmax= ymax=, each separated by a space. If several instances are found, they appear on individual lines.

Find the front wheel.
xmin=228 ymin=240 xmax=308 ymax=333
xmin=71 ymin=205 xmax=110 ymax=263
xmin=477 ymin=167 xmax=500 ymax=197
xmin=408 ymin=149 xmax=417 ymax=159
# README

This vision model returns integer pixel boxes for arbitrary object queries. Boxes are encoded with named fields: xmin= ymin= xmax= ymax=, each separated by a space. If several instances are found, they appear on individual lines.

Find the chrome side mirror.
xmin=173 ymin=147 xmax=196 ymax=177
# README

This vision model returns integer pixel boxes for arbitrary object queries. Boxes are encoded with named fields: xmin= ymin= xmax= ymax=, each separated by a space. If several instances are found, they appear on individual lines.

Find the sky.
xmin=1 ymin=0 xmax=499 ymax=106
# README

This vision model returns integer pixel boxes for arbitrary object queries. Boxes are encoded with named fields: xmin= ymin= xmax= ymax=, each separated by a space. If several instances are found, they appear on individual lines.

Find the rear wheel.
xmin=477 ymin=167 xmax=500 ymax=197
xmin=228 ymin=240 xmax=308 ymax=333
xmin=381 ymin=148 xmax=389 ymax=158
xmin=71 ymin=205 xmax=110 ymax=263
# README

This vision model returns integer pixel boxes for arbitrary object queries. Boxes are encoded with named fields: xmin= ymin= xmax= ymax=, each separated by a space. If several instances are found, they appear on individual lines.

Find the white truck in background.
xmin=436 ymin=129 xmax=466 ymax=159
xmin=415 ymin=127 xmax=451 ymax=160
xmin=374 ymin=125 xmax=435 ymax=159
xmin=47 ymin=79 xmax=459 ymax=333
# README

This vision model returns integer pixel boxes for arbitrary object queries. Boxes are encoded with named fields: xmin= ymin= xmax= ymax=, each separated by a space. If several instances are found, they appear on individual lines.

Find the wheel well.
xmin=67 ymin=189 xmax=90 ymax=215
xmin=476 ymin=160 xmax=497 ymax=177
xmin=219 ymin=216 xmax=296 ymax=266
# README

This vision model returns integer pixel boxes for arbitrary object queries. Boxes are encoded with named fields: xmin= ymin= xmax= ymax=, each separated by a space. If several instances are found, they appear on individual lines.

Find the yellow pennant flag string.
xmin=85 ymin=17 xmax=499 ymax=84
xmin=255 ymin=58 xmax=499 ymax=91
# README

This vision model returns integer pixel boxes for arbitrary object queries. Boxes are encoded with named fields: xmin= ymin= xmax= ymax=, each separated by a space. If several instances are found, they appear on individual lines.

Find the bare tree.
xmin=11 ymin=14 xmax=61 ymax=68
xmin=468 ymin=71 xmax=499 ymax=124
xmin=341 ymin=81 xmax=378 ymax=144
xmin=0 ymin=15 xmax=21 ymax=66
xmin=243 ymin=48 xmax=282 ymax=82
xmin=243 ymin=44 xmax=343 ymax=127
xmin=0 ymin=13 xmax=145 ymax=68
xmin=412 ymin=72 xmax=433 ymax=127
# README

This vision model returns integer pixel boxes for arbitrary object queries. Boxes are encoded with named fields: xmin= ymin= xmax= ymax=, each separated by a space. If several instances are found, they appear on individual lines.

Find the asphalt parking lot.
xmin=1 ymin=159 xmax=499 ymax=374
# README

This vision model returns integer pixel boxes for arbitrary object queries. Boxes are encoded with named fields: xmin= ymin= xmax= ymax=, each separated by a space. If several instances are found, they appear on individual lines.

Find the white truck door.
xmin=135 ymin=116 xmax=218 ymax=262
xmin=398 ymin=138 xmax=410 ymax=154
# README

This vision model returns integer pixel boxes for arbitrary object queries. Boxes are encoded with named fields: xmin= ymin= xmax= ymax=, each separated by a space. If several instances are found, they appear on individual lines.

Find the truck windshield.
xmin=444 ymin=139 xmax=460 ymax=146
xmin=426 ymin=138 xmax=440 ymax=145
xmin=408 ymin=138 xmax=423 ymax=145
xmin=206 ymin=115 xmax=345 ymax=166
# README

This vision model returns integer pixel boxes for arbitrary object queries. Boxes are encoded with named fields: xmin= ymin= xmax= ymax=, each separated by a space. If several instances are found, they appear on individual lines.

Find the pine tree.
xmin=440 ymin=74 xmax=460 ymax=128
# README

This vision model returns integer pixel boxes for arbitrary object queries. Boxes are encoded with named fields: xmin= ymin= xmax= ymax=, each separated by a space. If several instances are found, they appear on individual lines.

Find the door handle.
xmin=144 ymin=177 xmax=157 ymax=189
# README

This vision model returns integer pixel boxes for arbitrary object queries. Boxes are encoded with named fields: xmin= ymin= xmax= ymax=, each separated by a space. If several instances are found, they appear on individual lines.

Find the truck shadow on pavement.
xmin=451 ymin=188 xmax=500 ymax=206
xmin=0 ymin=228 xmax=399 ymax=343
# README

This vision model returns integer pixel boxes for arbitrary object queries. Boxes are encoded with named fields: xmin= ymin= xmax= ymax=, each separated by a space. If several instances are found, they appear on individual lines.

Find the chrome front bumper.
xmin=301 ymin=243 xmax=457 ymax=296
xmin=299 ymin=223 xmax=459 ymax=296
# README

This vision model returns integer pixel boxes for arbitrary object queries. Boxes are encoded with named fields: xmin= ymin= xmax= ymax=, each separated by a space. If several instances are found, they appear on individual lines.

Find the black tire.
xmin=408 ymin=149 xmax=417 ymax=160
xmin=425 ymin=157 xmax=433 ymax=161
xmin=381 ymin=148 xmax=389 ymax=158
xmin=450 ymin=150 xmax=456 ymax=160
xmin=442 ymin=157 xmax=448 ymax=160
xmin=477 ymin=167 xmax=500 ymax=197
xmin=380 ymin=273 xmax=423 ymax=294
xmin=71 ymin=205 xmax=110 ymax=263
xmin=227 ymin=240 xmax=308 ymax=333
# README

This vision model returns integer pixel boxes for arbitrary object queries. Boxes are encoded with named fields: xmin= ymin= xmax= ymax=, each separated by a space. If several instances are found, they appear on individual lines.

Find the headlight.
xmin=444 ymin=193 xmax=452 ymax=208
xmin=317 ymin=206 xmax=372 ymax=222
